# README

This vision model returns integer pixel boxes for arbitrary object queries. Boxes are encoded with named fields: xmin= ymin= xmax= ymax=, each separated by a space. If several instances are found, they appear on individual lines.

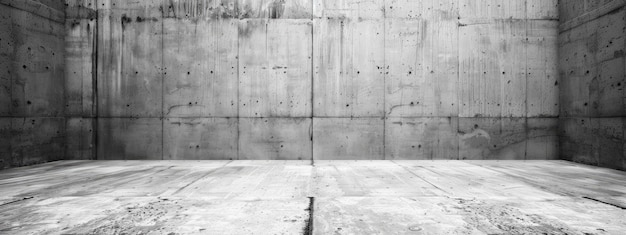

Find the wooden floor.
xmin=1 ymin=160 xmax=625 ymax=234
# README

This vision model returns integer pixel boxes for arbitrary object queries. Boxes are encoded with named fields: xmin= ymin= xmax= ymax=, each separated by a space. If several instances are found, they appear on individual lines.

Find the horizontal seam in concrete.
xmin=559 ymin=2 xmax=626 ymax=32
xmin=0 ymin=0 xmax=65 ymax=23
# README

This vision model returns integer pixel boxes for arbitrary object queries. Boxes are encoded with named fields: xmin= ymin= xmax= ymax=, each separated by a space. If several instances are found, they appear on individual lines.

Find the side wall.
xmin=81 ymin=0 xmax=559 ymax=161
xmin=559 ymin=0 xmax=626 ymax=170
xmin=0 ymin=0 xmax=67 ymax=169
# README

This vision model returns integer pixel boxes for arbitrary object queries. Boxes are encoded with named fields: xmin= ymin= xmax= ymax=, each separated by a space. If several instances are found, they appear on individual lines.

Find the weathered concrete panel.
xmin=527 ymin=118 xmax=558 ymax=160
xmin=239 ymin=0 xmax=311 ymax=19
xmin=239 ymin=118 xmax=312 ymax=160
xmin=385 ymin=117 xmax=458 ymax=160
xmin=459 ymin=0 xmax=526 ymax=19
xmin=594 ymin=58 xmax=625 ymax=117
xmin=66 ymin=117 xmax=94 ymax=160
xmin=459 ymin=21 xmax=527 ymax=118
xmin=7 ymin=4 xmax=66 ymax=117
xmin=558 ymin=21 xmax=595 ymax=117
xmin=559 ymin=117 xmax=597 ymax=164
xmin=526 ymin=0 xmax=559 ymax=20
xmin=65 ymin=18 xmax=96 ymax=117
xmin=163 ymin=19 xmax=238 ymax=118
xmin=0 ymin=5 xmax=13 ymax=116
xmin=595 ymin=8 xmax=625 ymax=64
xmin=313 ymin=0 xmax=384 ymax=19
xmin=161 ymin=0 xmax=238 ymax=19
xmin=527 ymin=20 xmax=559 ymax=117
xmin=385 ymin=19 xmax=458 ymax=117
xmin=314 ymin=19 xmax=384 ymax=117
xmin=0 ymin=0 xmax=65 ymax=22
xmin=0 ymin=118 xmax=11 ymax=169
xmin=97 ymin=118 xmax=162 ymax=160
xmin=313 ymin=118 xmax=384 ymax=160
xmin=385 ymin=0 xmax=458 ymax=19
xmin=595 ymin=118 xmax=625 ymax=170
xmin=97 ymin=10 xmax=163 ymax=117
xmin=239 ymin=19 xmax=312 ymax=118
xmin=11 ymin=117 xmax=66 ymax=166
xmin=458 ymin=118 xmax=526 ymax=160
xmin=164 ymin=118 xmax=237 ymax=160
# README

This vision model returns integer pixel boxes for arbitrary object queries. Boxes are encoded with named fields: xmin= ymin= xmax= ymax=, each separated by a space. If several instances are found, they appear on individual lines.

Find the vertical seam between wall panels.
xmin=161 ymin=5 xmax=165 ymax=161
xmin=456 ymin=3 xmax=461 ymax=160
xmin=524 ymin=0 xmax=529 ymax=160
xmin=236 ymin=18 xmax=240 ymax=161
xmin=93 ymin=0 xmax=99 ymax=160
xmin=310 ymin=15 xmax=314 ymax=166
xmin=382 ymin=5 xmax=387 ymax=160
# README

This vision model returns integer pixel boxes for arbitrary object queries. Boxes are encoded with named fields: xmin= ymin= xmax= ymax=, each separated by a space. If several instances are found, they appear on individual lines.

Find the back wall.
xmin=65 ymin=0 xmax=559 ymax=161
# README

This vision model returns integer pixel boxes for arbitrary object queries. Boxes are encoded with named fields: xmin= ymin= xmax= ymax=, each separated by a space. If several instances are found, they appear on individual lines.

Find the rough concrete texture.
xmin=79 ymin=0 xmax=560 ymax=161
xmin=1 ymin=160 xmax=625 ymax=234
xmin=0 ymin=0 xmax=68 ymax=169
xmin=559 ymin=0 xmax=626 ymax=170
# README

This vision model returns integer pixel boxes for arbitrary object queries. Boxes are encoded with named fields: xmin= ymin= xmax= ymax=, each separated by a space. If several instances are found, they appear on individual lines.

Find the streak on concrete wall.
xmin=559 ymin=1 xmax=625 ymax=170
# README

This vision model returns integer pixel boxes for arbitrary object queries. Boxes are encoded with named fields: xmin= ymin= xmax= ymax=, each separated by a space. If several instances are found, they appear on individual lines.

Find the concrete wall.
xmin=0 ymin=0 xmax=67 ymax=169
xmin=83 ymin=0 xmax=559 ymax=160
xmin=559 ymin=0 xmax=626 ymax=170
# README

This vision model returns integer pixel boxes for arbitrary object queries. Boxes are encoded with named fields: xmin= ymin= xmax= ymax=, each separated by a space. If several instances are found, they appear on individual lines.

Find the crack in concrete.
xmin=583 ymin=196 xmax=626 ymax=210
xmin=303 ymin=197 xmax=315 ymax=235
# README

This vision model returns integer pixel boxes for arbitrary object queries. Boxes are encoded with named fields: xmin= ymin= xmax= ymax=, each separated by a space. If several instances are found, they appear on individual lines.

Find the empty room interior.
xmin=1 ymin=0 xmax=626 ymax=234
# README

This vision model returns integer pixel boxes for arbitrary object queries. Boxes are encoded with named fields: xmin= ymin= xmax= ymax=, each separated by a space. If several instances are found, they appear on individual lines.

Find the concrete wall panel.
xmin=385 ymin=18 xmax=458 ymax=117
xmin=527 ymin=20 xmax=559 ymax=117
xmin=163 ymin=19 xmax=238 ymax=118
xmin=239 ymin=0 xmax=311 ymax=19
xmin=97 ymin=11 xmax=163 ymax=117
xmin=66 ymin=117 xmax=94 ymax=160
xmin=459 ymin=21 xmax=527 ymax=118
xmin=459 ymin=0 xmax=526 ymax=19
xmin=164 ymin=118 xmax=237 ymax=160
xmin=314 ymin=19 xmax=384 ymax=117
xmin=0 ymin=118 xmax=11 ymax=169
xmin=313 ymin=118 xmax=384 ymax=160
xmin=385 ymin=117 xmax=458 ymax=160
xmin=0 ymin=5 xmax=13 ymax=116
xmin=239 ymin=19 xmax=312 ymax=118
xmin=97 ymin=118 xmax=162 ymax=160
xmin=458 ymin=117 xmax=527 ymax=160
xmin=239 ymin=118 xmax=312 ymax=160
xmin=313 ymin=0 xmax=384 ymax=19
xmin=8 ymin=5 xmax=66 ymax=117
xmin=526 ymin=0 xmax=559 ymax=20
xmin=161 ymin=0 xmax=238 ymax=19
xmin=11 ymin=117 xmax=66 ymax=166
xmin=527 ymin=118 xmax=559 ymax=160
xmin=65 ymin=18 xmax=96 ymax=117
xmin=385 ymin=0 xmax=458 ymax=19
